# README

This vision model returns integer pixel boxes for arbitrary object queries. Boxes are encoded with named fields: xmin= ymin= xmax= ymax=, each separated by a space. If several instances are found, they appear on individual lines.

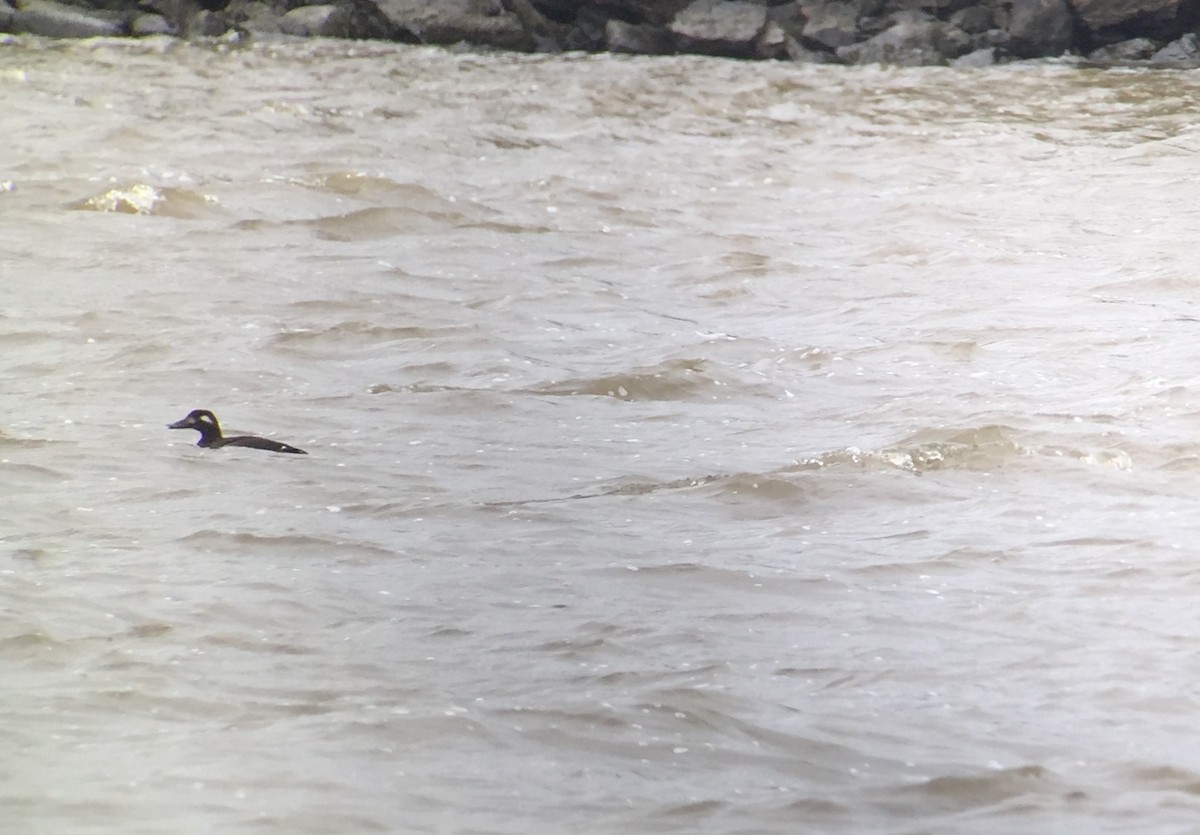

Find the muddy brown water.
xmin=4 ymin=36 xmax=1200 ymax=834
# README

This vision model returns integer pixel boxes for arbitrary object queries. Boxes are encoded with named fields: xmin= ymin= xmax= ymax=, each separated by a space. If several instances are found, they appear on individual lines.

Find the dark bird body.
xmin=168 ymin=409 xmax=307 ymax=455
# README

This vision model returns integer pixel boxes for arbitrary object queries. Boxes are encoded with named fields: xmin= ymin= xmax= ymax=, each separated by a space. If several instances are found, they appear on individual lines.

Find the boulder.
xmin=532 ymin=0 xmax=694 ymax=26
xmin=8 ymin=0 xmax=124 ymax=35
xmin=836 ymin=19 xmax=971 ymax=64
xmin=801 ymin=1 xmax=859 ymax=50
xmin=783 ymin=31 xmax=840 ymax=60
xmin=280 ymin=4 xmax=343 ymax=35
xmin=1001 ymin=0 xmax=1073 ymax=58
xmin=948 ymin=5 xmax=991 ymax=33
xmin=1085 ymin=35 xmax=1159 ymax=60
xmin=880 ymin=0 xmax=962 ymax=16
xmin=1069 ymin=0 xmax=1192 ymax=40
xmin=560 ymin=5 xmax=605 ymax=49
xmin=373 ymin=0 xmax=530 ymax=49
xmin=605 ymin=16 xmax=674 ymax=52
xmin=755 ymin=18 xmax=788 ymax=57
xmin=131 ymin=10 xmax=171 ymax=32
xmin=1151 ymin=31 xmax=1200 ymax=65
xmin=951 ymin=44 xmax=996 ymax=64
xmin=505 ymin=0 xmax=563 ymax=50
xmin=192 ymin=8 xmax=229 ymax=33
xmin=668 ymin=0 xmax=768 ymax=56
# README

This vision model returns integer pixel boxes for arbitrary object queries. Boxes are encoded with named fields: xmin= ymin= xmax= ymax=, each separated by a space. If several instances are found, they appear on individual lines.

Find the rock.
xmin=222 ymin=0 xmax=277 ymax=32
xmin=1151 ymin=32 xmax=1200 ymax=66
xmin=767 ymin=0 xmax=805 ymax=38
xmin=605 ymin=16 xmax=674 ymax=52
xmin=668 ymin=0 xmax=768 ymax=57
xmin=193 ymin=8 xmax=230 ymax=34
xmin=561 ymin=5 xmax=606 ymax=49
xmin=861 ymin=7 xmax=934 ymax=37
xmin=1086 ymin=36 xmax=1159 ymax=61
xmin=280 ymin=4 xmax=338 ymax=35
xmin=836 ymin=19 xmax=971 ymax=64
xmin=948 ymin=5 xmax=991 ymax=34
xmin=880 ymin=0 xmax=956 ymax=15
xmin=852 ymin=0 xmax=888 ymax=18
xmin=505 ymin=0 xmax=563 ymax=50
xmin=1071 ymin=0 xmax=1189 ymax=40
xmin=977 ymin=27 xmax=1009 ymax=48
xmin=783 ymin=31 xmax=839 ymax=61
xmin=1001 ymin=0 xmax=1073 ymax=58
xmin=801 ymin=1 xmax=859 ymax=50
xmin=951 ymin=44 xmax=995 ymax=65
xmin=532 ymin=0 xmax=694 ymax=26
xmin=277 ymin=0 xmax=396 ymax=38
xmin=754 ymin=19 xmax=787 ymax=58
xmin=131 ymin=10 xmax=171 ymax=33
xmin=9 ymin=0 xmax=124 ymax=36
xmin=373 ymin=0 xmax=531 ymax=50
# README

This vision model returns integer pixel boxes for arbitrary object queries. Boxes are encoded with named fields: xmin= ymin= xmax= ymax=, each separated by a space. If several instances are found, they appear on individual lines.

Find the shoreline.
xmin=2 ymin=0 xmax=1199 ymax=68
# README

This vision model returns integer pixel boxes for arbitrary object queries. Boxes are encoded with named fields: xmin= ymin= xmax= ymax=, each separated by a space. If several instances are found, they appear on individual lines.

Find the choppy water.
xmin=5 ymin=34 xmax=1200 ymax=834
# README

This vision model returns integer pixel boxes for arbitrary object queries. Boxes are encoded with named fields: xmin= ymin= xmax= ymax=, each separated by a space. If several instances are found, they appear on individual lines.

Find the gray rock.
xmin=1071 ymin=0 xmax=1188 ymax=39
xmin=131 ymin=11 xmax=172 ymax=34
xmin=193 ymin=9 xmax=230 ymax=35
xmin=880 ymin=0 xmax=955 ymax=15
xmin=948 ymin=5 xmax=991 ymax=34
xmin=533 ymin=0 xmax=694 ymax=26
xmin=669 ymin=0 xmax=768 ymax=56
xmin=852 ymin=0 xmax=887 ymax=18
xmin=1150 ymin=32 xmax=1200 ymax=66
xmin=505 ymin=0 xmax=562 ymax=50
xmin=836 ymin=19 xmax=970 ymax=65
xmin=561 ymin=6 xmax=606 ymax=50
xmin=540 ymin=0 xmax=700 ymax=26
xmin=976 ymin=27 xmax=1009 ymax=48
xmin=767 ymin=0 xmax=806 ymax=40
xmin=887 ymin=8 xmax=935 ymax=25
xmin=801 ymin=1 xmax=859 ymax=50
xmin=277 ymin=2 xmax=394 ymax=38
xmin=754 ymin=19 xmax=788 ymax=58
xmin=605 ymin=17 xmax=674 ymax=53
xmin=1086 ymin=36 xmax=1159 ymax=61
xmin=226 ymin=1 xmax=279 ymax=33
xmin=783 ymin=31 xmax=839 ymax=61
xmin=280 ymin=4 xmax=338 ymax=35
xmin=950 ymin=45 xmax=996 ymax=65
xmin=9 ymin=0 xmax=124 ymax=36
xmin=373 ymin=0 xmax=530 ymax=50
xmin=1001 ymin=0 xmax=1072 ymax=58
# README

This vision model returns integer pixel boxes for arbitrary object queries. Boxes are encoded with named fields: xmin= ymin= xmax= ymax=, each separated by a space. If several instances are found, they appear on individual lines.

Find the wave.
xmin=267 ymin=320 xmax=470 ymax=353
xmin=792 ymin=424 xmax=1134 ymax=475
xmin=175 ymin=529 xmax=395 ymax=561
xmin=532 ymin=357 xmax=782 ymax=401
xmin=493 ymin=424 xmax=1137 ymax=511
xmin=70 ymin=183 xmax=223 ymax=218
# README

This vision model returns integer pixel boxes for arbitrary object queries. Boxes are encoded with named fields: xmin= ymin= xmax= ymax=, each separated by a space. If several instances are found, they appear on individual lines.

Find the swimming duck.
xmin=168 ymin=409 xmax=307 ymax=455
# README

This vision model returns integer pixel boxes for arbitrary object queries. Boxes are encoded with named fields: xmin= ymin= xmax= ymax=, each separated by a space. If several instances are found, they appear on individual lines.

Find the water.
xmin=4 ymin=34 xmax=1200 ymax=833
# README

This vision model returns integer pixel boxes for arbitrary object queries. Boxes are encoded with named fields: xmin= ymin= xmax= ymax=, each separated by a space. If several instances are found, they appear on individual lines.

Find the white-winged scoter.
xmin=168 ymin=409 xmax=307 ymax=454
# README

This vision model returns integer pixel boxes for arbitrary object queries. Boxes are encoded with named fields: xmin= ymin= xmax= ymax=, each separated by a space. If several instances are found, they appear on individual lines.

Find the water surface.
xmin=3 ymin=36 xmax=1200 ymax=834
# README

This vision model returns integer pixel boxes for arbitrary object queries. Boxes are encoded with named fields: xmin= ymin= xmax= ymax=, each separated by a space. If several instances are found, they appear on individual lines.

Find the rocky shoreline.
xmin=2 ymin=0 xmax=1199 ymax=67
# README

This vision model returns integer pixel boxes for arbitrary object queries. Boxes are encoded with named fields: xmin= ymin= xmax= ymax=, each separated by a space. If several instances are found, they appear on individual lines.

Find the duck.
xmin=168 ymin=409 xmax=307 ymax=455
